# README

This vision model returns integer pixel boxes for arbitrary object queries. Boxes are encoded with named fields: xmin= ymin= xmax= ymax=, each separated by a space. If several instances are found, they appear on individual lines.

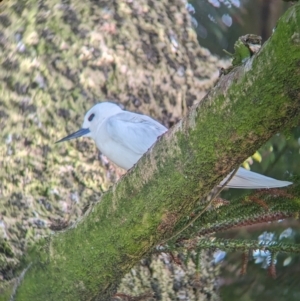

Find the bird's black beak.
xmin=56 ymin=128 xmax=90 ymax=143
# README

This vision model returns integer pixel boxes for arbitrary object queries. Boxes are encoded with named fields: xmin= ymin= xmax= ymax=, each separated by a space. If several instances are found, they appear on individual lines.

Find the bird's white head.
xmin=56 ymin=102 xmax=122 ymax=143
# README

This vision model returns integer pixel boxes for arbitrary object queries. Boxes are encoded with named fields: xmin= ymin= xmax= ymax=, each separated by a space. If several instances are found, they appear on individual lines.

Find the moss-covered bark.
xmin=0 ymin=0 xmax=226 ymax=283
xmin=0 ymin=2 xmax=297 ymax=300
xmin=117 ymin=250 xmax=220 ymax=301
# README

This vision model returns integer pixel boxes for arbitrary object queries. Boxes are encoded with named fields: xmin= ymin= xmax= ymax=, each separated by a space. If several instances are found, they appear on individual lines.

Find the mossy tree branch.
xmin=1 ymin=2 xmax=300 ymax=301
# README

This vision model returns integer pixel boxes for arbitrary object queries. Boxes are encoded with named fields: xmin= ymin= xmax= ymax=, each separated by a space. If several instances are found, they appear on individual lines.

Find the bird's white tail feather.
xmin=219 ymin=167 xmax=292 ymax=189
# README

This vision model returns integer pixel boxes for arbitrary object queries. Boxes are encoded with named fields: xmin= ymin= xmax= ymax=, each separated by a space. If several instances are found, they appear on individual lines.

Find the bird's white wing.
xmin=106 ymin=112 xmax=168 ymax=155
xmin=219 ymin=167 xmax=292 ymax=189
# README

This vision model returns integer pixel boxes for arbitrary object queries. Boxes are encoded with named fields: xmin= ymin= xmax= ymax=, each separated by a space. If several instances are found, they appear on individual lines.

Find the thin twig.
xmin=10 ymin=262 xmax=32 ymax=301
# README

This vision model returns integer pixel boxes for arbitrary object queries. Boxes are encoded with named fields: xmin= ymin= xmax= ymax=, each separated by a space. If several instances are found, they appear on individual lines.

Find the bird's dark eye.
xmin=88 ymin=113 xmax=95 ymax=122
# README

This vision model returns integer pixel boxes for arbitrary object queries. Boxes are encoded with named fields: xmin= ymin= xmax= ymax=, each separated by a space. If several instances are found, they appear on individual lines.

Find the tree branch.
xmin=181 ymin=237 xmax=300 ymax=254
xmin=1 ymin=2 xmax=300 ymax=301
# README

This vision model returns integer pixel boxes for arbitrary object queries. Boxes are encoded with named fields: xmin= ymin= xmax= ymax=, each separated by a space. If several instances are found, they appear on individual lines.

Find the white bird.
xmin=56 ymin=102 xmax=292 ymax=189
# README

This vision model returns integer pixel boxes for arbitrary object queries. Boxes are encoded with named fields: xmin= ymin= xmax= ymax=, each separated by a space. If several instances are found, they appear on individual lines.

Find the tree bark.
xmin=0 ymin=0 xmax=225 ymax=286
xmin=0 ymin=0 xmax=300 ymax=300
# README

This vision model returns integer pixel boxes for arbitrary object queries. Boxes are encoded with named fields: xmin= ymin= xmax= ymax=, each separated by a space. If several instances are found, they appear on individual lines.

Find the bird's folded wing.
xmin=106 ymin=112 xmax=168 ymax=155
xmin=219 ymin=167 xmax=292 ymax=189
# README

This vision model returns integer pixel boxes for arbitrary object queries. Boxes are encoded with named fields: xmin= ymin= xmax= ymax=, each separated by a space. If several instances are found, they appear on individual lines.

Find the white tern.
xmin=57 ymin=102 xmax=292 ymax=189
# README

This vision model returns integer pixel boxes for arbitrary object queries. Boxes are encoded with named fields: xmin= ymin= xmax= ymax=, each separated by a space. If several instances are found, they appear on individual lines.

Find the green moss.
xmin=0 ymin=0 xmax=299 ymax=300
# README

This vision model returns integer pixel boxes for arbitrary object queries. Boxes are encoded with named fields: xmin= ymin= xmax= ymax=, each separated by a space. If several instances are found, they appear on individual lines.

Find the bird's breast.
xmin=93 ymin=125 xmax=140 ymax=170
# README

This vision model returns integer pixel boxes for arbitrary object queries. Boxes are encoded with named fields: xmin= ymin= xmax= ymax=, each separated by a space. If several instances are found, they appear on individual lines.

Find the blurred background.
xmin=191 ymin=0 xmax=290 ymax=56
xmin=190 ymin=1 xmax=300 ymax=300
